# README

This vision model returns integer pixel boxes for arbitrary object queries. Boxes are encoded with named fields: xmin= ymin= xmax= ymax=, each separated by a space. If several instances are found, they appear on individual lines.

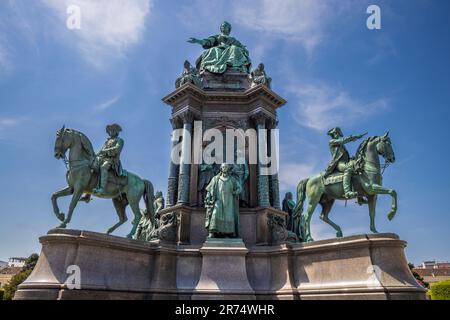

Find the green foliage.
xmin=408 ymin=262 xmax=429 ymax=289
xmin=2 ymin=253 xmax=39 ymax=300
xmin=429 ymin=279 xmax=450 ymax=300
xmin=23 ymin=253 xmax=39 ymax=271
xmin=0 ymin=288 xmax=4 ymax=300
xmin=2 ymin=269 xmax=32 ymax=300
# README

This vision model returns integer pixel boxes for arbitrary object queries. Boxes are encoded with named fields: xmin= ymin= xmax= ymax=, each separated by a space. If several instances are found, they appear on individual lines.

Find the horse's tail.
xmin=143 ymin=180 xmax=155 ymax=218
xmin=293 ymin=178 xmax=309 ymax=217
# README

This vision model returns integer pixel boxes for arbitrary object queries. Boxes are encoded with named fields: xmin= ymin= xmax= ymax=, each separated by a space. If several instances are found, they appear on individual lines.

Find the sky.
xmin=0 ymin=0 xmax=449 ymax=265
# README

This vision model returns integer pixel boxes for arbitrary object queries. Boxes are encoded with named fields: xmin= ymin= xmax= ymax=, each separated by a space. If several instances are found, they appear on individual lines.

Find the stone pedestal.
xmin=192 ymin=238 xmax=255 ymax=300
xmin=290 ymin=233 xmax=426 ymax=300
xmin=14 ymin=230 xmax=426 ymax=300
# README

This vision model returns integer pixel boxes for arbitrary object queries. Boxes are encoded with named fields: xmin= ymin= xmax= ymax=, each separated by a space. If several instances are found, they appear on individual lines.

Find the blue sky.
xmin=0 ymin=0 xmax=449 ymax=265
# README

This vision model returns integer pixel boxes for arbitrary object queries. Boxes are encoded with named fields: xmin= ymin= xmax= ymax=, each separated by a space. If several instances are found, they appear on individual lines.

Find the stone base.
xmin=200 ymin=70 xmax=250 ymax=91
xmin=192 ymin=238 xmax=255 ymax=300
xmin=14 ymin=230 xmax=426 ymax=300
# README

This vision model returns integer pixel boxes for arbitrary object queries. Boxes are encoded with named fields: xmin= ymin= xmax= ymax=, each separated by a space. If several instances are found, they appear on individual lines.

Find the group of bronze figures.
xmin=51 ymin=21 xmax=398 ymax=243
xmin=176 ymin=21 xmax=271 ymax=89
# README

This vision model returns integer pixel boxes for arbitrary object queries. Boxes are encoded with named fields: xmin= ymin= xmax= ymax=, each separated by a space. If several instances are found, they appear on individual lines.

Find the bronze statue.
xmin=249 ymin=63 xmax=272 ymax=88
xmin=93 ymin=124 xmax=126 ymax=195
xmin=282 ymin=192 xmax=299 ymax=238
xmin=205 ymin=164 xmax=242 ymax=238
xmin=175 ymin=60 xmax=202 ymax=88
xmin=188 ymin=21 xmax=251 ymax=74
xmin=233 ymin=152 xmax=249 ymax=207
xmin=52 ymin=126 xmax=155 ymax=238
xmin=198 ymin=163 xmax=219 ymax=207
xmin=325 ymin=127 xmax=366 ymax=199
xmin=294 ymin=132 xmax=397 ymax=242
xmin=154 ymin=191 xmax=165 ymax=214
xmin=133 ymin=208 xmax=155 ymax=241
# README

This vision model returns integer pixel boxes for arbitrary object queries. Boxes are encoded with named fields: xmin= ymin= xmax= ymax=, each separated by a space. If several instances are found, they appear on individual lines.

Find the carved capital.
xmin=267 ymin=118 xmax=279 ymax=130
xmin=179 ymin=111 xmax=195 ymax=124
xmin=251 ymin=112 xmax=269 ymax=127
xmin=170 ymin=117 xmax=183 ymax=130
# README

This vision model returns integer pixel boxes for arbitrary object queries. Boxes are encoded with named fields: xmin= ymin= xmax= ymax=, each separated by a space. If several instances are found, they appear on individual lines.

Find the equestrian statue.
xmin=52 ymin=124 xmax=155 ymax=238
xmin=294 ymin=128 xmax=397 ymax=242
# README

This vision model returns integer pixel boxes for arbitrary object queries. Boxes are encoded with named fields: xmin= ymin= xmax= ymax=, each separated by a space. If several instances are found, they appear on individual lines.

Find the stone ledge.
xmin=15 ymin=230 xmax=426 ymax=300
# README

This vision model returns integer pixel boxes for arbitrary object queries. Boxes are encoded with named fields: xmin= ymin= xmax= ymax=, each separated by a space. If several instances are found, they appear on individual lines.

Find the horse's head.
xmin=54 ymin=125 xmax=71 ymax=159
xmin=376 ymin=132 xmax=395 ymax=163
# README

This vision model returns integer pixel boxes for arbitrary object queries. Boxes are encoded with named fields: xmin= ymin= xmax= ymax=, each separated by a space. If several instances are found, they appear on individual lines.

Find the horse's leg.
xmin=319 ymin=199 xmax=342 ymax=237
xmin=58 ymin=186 xmax=83 ymax=228
xmin=51 ymin=186 xmax=73 ymax=222
xmin=367 ymin=184 xmax=397 ymax=221
xmin=126 ymin=196 xmax=143 ymax=239
xmin=303 ymin=199 xmax=320 ymax=243
xmin=107 ymin=197 xmax=128 ymax=235
xmin=368 ymin=195 xmax=378 ymax=233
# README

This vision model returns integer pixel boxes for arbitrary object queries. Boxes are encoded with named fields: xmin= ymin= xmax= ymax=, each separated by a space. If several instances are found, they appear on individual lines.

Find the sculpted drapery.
xmin=205 ymin=164 xmax=241 ymax=238
xmin=189 ymin=21 xmax=251 ymax=75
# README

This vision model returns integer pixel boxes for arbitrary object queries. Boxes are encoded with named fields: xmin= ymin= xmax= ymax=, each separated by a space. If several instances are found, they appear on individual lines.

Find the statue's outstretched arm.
xmin=187 ymin=37 xmax=205 ymax=45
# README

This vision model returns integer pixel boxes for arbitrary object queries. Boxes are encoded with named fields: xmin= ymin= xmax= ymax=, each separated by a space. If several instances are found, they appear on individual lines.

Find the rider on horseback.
xmin=325 ymin=127 xmax=366 ymax=199
xmin=93 ymin=123 xmax=126 ymax=195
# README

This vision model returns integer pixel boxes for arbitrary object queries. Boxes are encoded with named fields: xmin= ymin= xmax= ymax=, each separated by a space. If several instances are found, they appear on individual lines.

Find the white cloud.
xmin=279 ymin=161 xmax=316 ymax=192
xmin=0 ymin=117 xmax=21 ymax=130
xmin=287 ymin=83 xmax=388 ymax=131
xmin=232 ymin=0 xmax=343 ymax=54
xmin=42 ymin=0 xmax=152 ymax=68
xmin=179 ymin=0 xmax=353 ymax=56
xmin=94 ymin=96 xmax=120 ymax=112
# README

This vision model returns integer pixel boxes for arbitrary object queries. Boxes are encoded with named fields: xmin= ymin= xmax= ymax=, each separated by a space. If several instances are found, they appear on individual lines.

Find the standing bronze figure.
xmin=205 ymin=164 xmax=242 ymax=238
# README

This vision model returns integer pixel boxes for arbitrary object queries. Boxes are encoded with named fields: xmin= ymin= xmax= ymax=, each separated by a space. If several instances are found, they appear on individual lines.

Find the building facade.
xmin=8 ymin=257 xmax=26 ymax=268
xmin=414 ymin=261 xmax=450 ymax=284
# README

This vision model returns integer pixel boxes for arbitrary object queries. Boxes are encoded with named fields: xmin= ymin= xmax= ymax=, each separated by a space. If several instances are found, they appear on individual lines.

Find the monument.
xmin=14 ymin=22 xmax=426 ymax=300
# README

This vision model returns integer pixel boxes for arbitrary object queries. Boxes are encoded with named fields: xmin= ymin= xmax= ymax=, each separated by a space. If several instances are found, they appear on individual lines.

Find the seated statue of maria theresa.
xmin=188 ymin=21 xmax=251 ymax=74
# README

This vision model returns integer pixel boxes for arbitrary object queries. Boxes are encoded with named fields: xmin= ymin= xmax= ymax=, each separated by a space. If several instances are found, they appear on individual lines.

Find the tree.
xmin=408 ymin=263 xmax=429 ymax=289
xmin=23 ymin=253 xmax=39 ymax=271
xmin=2 ymin=253 xmax=39 ymax=300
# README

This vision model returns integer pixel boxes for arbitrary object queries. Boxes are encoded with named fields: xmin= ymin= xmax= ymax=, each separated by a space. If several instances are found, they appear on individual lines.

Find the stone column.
xmin=268 ymin=119 xmax=281 ymax=209
xmin=177 ymin=111 xmax=194 ymax=205
xmin=166 ymin=117 xmax=182 ymax=207
xmin=252 ymin=113 xmax=270 ymax=208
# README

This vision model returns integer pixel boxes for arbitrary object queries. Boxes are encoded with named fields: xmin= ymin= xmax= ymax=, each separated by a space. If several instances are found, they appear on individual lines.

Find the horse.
xmin=293 ymin=132 xmax=397 ymax=242
xmin=52 ymin=126 xmax=155 ymax=238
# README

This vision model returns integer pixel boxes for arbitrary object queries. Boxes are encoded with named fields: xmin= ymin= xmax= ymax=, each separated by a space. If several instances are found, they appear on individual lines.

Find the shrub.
xmin=2 ymin=269 xmax=32 ymax=300
xmin=2 ymin=253 xmax=39 ymax=300
xmin=429 ymin=279 xmax=450 ymax=300
xmin=0 ymin=288 xmax=4 ymax=300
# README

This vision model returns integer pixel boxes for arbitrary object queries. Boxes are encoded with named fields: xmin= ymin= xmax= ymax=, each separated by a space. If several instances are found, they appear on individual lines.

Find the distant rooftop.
xmin=0 ymin=266 xmax=22 ymax=275
xmin=416 ymin=260 xmax=450 ymax=269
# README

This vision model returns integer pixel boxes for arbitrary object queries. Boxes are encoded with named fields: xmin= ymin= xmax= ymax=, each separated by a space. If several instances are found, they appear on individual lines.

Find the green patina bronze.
xmin=294 ymin=130 xmax=397 ymax=242
xmin=52 ymin=125 xmax=155 ymax=238
xmin=175 ymin=60 xmax=202 ymax=88
xmin=188 ymin=21 xmax=251 ymax=74
xmin=282 ymin=192 xmax=299 ymax=238
xmin=249 ymin=63 xmax=272 ymax=88
xmin=205 ymin=164 xmax=242 ymax=238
